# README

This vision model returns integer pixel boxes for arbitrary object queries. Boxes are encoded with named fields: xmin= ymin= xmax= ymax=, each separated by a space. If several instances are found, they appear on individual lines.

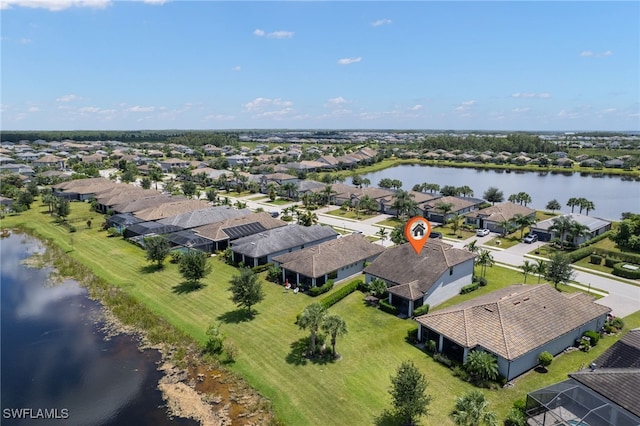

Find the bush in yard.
xmin=204 ymin=323 xmax=225 ymax=355
xmin=170 ymin=251 xmax=183 ymax=264
xmin=266 ymin=265 xmax=281 ymax=283
xmin=412 ymin=304 xmax=430 ymax=317
xmin=379 ymin=299 xmax=397 ymax=315
xmin=590 ymin=254 xmax=603 ymax=265
xmin=432 ymin=352 xmax=453 ymax=368
xmin=477 ymin=277 xmax=488 ymax=287
xmin=452 ymin=365 xmax=471 ymax=382
xmin=565 ymin=247 xmax=593 ymax=263
xmin=426 ymin=340 xmax=436 ymax=354
xmin=604 ymin=257 xmax=617 ymax=267
xmin=251 ymin=263 xmax=272 ymax=274
xmin=460 ymin=282 xmax=479 ymax=294
xmin=319 ymin=280 xmax=359 ymax=309
xmin=309 ymin=280 xmax=334 ymax=297
xmin=582 ymin=330 xmax=600 ymax=347
xmin=405 ymin=328 xmax=418 ymax=344
xmin=611 ymin=317 xmax=624 ymax=330
xmin=612 ymin=262 xmax=640 ymax=279
xmin=504 ymin=408 xmax=527 ymax=426
xmin=538 ymin=351 xmax=553 ymax=371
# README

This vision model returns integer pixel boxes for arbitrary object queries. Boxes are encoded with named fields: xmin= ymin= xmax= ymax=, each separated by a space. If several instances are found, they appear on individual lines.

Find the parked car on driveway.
xmin=524 ymin=234 xmax=538 ymax=243
xmin=476 ymin=228 xmax=490 ymax=237
xmin=430 ymin=231 xmax=442 ymax=239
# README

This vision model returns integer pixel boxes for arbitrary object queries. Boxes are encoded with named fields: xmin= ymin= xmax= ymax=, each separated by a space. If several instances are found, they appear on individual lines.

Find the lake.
xmin=350 ymin=165 xmax=639 ymax=220
xmin=0 ymin=232 xmax=196 ymax=426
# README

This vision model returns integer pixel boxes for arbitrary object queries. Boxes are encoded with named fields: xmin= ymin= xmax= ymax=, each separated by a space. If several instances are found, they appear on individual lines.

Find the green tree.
xmin=513 ymin=213 xmax=536 ymax=239
xmin=548 ymin=216 xmax=574 ymax=249
xmin=55 ymin=197 xmax=70 ymax=221
xmin=464 ymin=240 xmax=479 ymax=254
xmin=458 ymin=185 xmax=474 ymax=197
xmin=391 ymin=223 xmax=408 ymax=245
xmin=566 ymin=197 xmax=580 ymax=214
xmin=464 ymin=351 xmax=499 ymax=385
xmin=392 ymin=189 xmax=417 ymax=218
xmin=148 ymin=165 xmax=163 ymax=190
xmin=538 ymin=351 xmax=553 ymax=371
xmin=580 ymin=199 xmax=595 ymax=215
xmin=448 ymin=213 xmax=463 ymax=235
xmin=545 ymin=199 xmax=561 ymax=213
xmin=545 ymin=253 xmax=575 ymax=290
xmin=16 ymin=190 xmax=34 ymax=210
xmin=229 ymin=268 xmax=265 ymax=316
xmin=376 ymin=227 xmax=388 ymax=245
xmin=179 ymin=250 xmax=212 ymax=285
xmin=359 ymin=195 xmax=378 ymax=215
xmin=476 ymin=250 xmax=494 ymax=278
xmin=297 ymin=209 xmax=318 ymax=227
xmin=144 ymin=235 xmax=171 ymax=268
xmin=321 ymin=314 xmax=347 ymax=358
xmin=368 ymin=278 xmax=388 ymax=297
xmin=205 ymin=188 xmax=218 ymax=204
xmin=520 ymin=260 xmax=535 ymax=283
xmin=389 ymin=360 xmax=432 ymax=426
xmin=297 ymin=303 xmax=327 ymax=357
xmin=483 ymin=187 xmax=504 ymax=205
xmin=534 ymin=259 xmax=547 ymax=284
xmin=379 ymin=178 xmax=394 ymax=189
xmin=182 ymin=180 xmax=197 ymax=198
xmin=435 ymin=202 xmax=454 ymax=221
xmin=451 ymin=389 xmax=498 ymax=426
xmin=440 ymin=185 xmax=459 ymax=196
xmin=140 ymin=177 xmax=152 ymax=189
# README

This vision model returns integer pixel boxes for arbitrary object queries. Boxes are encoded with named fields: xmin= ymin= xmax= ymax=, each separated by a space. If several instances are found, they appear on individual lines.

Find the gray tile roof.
xmin=194 ymin=212 xmax=287 ymax=241
xmin=593 ymin=328 xmax=640 ymax=369
xmin=570 ymin=369 xmax=640 ymax=417
xmin=464 ymin=202 xmax=535 ymax=222
xmin=113 ymin=194 xmax=175 ymax=214
xmin=363 ymin=240 xmax=476 ymax=300
xmin=415 ymin=284 xmax=611 ymax=360
xmin=134 ymin=199 xmax=212 ymax=221
xmin=273 ymin=234 xmax=385 ymax=278
xmin=533 ymin=213 xmax=611 ymax=232
xmin=231 ymin=224 xmax=339 ymax=258
xmin=157 ymin=206 xmax=252 ymax=229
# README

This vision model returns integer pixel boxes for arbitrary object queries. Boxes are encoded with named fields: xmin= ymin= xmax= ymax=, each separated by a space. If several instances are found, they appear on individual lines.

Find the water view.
xmin=351 ymin=165 xmax=639 ymax=220
xmin=0 ymin=232 xmax=195 ymax=426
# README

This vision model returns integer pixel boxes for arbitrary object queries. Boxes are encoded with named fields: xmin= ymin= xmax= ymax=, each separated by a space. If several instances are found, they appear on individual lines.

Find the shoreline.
xmin=7 ymin=228 xmax=274 ymax=426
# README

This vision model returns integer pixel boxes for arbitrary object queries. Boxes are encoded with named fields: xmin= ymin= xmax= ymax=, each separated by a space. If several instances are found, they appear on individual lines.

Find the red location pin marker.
xmin=404 ymin=216 xmax=432 ymax=254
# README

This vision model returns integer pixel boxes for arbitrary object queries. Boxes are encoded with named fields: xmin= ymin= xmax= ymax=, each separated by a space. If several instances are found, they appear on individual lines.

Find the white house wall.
xmin=422 ymin=259 xmax=474 ymax=308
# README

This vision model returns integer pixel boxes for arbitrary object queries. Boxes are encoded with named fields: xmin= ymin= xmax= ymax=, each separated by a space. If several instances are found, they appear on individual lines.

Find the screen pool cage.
xmin=526 ymin=379 xmax=639 ymax=426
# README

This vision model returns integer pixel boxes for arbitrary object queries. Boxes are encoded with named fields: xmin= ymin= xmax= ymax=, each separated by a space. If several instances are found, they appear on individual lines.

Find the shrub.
xmin=595 ymin=249 xmax=640 ymax=265
xmin=309 ymin=280 xmax=334 ymax=297
xmin=405 ymin=328 xmax=418 ymax=343
xmin=426 ymin=340 xmax=436 ymax=354
xmin=68 ymin=225 xmax=77 ymax=233
xmin=504 ymin=408 xmax=527 ymax=426
xmin=590 ymin=254 xmax=603 ymax=265
xmin=204 ymin=323 xmax=225 ymax=355
xmin=379 ymin=299 xmax=397 ymax=315
xmin=512 ymin=398 xmax=526 ymax=413
xmin=452 ymin=365 xmax=471 ymax=382
xmin=355 ymin=279 xmax=368 ymax=292
xmin=170 ymin=251 xmax=183 ymax=264
xmin=612 ymin=262 xmax=640 ymax=279
xmin=266 ymin=265 xmax=281 ymax=283
xmin=582 ymin=330 xmax=600 ymax=347
xmin=107 ymin=227 xmax=120 ymax=237
xmin=251 ymin=263 xmax=273 ymax=274
xmin=538 ymin=351 xmax=553 ymax=369
xmin=477 ymin=277 xmax=488 ymax=287
xmin=412 ymin=304 xmax=430 ymax=317
xmin=565 ymin=247 xmax=593 ymax=263
xmin=579 ymin=336 xmax=591 ymax=352
xmin=319 ymin=280 xmax=358 ymax=309
xmin=432 ymin=352 xmax=453 ymax=368
xmin=460 ymin=282 xmax=479 ymax=294
xmin=604 ymin=257 xmax=618 ymax=267
xmin=610 ymin=317 xmax=624 ymax=330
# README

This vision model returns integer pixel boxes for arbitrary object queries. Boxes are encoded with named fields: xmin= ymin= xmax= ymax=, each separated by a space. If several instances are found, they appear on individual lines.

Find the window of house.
xmin=449 ymin=267 xmax=453 ymax=276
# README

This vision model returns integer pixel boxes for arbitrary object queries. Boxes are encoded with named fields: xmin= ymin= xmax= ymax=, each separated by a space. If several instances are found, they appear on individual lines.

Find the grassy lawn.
xmin=3 ymin=200 xmax=637 ymax=425
xmin=376 ymin=217 xmax=404 ymax=227
xmin=485 ymin=236 xmax=521 ymax=249
xmin=432 ymin=224 xmax=476 ymax=240
xmin=245 ymin=195 xmax=269 ymax=201
xmin=535 ymin=210 xmax=559 ymax=221
xmin=265 ymin=198 xmax=294 ymax=206
xmin=324 ymin=208 xmax=378 ymax=221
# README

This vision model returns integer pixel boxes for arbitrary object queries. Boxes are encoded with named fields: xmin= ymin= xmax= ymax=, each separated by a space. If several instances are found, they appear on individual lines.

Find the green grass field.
xmin=324 ymin=208 xmax=379 ymax=220
xmin=2 ymin=199 xmax=638 ymax=425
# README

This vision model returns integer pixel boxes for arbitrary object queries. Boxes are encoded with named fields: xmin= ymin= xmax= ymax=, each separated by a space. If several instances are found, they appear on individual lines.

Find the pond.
xmin=349 ymin=164 xmax=639 ymax=220
xmin=0 ymin=232 xmax=196 ymax=426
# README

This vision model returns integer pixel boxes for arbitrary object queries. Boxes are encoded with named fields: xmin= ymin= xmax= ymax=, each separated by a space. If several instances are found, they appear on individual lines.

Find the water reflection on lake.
xmin=0 ymin=233 xmax=195 ymax=426
xmin=350 ymin=164 xmax=639 ymax=220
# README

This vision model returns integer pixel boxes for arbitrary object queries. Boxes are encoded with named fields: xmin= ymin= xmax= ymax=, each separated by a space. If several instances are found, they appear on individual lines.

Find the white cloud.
xmin=455 ymin=100 xmax=476 ymax=112
xmin=232 ymin=65 xmax=241 ymax=72
xmin=19 ymin=37 xmax=32 ymax=44
xmin=371 ymin=18 xmax=392 ymax=27
xmin=1 ymin=0 xmax=111 ymax=11
xmin=256 ymin=108 xmax=293 ymax=119
xmin=512 ymin=107 xmax=530 ymax=113
xmin=243 ymin=97 xmax=292 ymax=112
xmin=56 ymin=94 xmax=80 ymax=102
xmin=337 ymin=57 xmax=362 ymax=65
xmin=580 ymin=50 xmax=613 ymax=58
xmin=253 ymin=29 xmax=293 ymax=39
xmin=127 ymin=105 xmax=155 ymax=112
xmin=78 ymin=106 xmax=100 ymax=113
xmin=27 ymin=106 xmax=40 ymax=112
xmin=325 ymin=96 xmax=350 ymax=107
xmin=511 ymin=92 xmax=551 ymax=99
xmin=142 ymin=0 xmax=167 ymax=4
xmin=408 ymin=104 xmax=423 ymax=111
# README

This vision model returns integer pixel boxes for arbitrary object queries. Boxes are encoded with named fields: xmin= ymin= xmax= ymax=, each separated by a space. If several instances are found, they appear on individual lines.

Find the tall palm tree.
xmin=476 ymin=250 xmax=494 ymax=278
xmin=520 ymin=260 xmax=535 ymax=283
xmin=435 ymin=201 xmax=454 ymax=222
xmin=548 ymin=216 xmax=573 ymax=249
xmin=513 ymin=214 xmax=536 ymax=239
xmin=464 ymin=240 xmax=479 ymax=254
xmin=567 ymin=221 xmax=591 ymax=247
xmin=458 ymin=185 xmax=474 ymax=197
xmin=497 ymin=219 xmax=512 ymax=237
xmin=297 ymin=209 xmax=318 ymax=227
xmin=321 ymin=314 xmax=347 ymax=359
xmin=576 ymin=197 xmax=589 ymax=214
xmin=376 ymin=227 xmax=388 ymax=245
xmin=297 ymin=303 xmax=327 ymax=357
xmin=281 ymin=182 xmax=297 ymax=200
xmin=391 ymin=189 xmax=416 ymax=218
xmin=451 ymin=389 xmax=498 ymax=426
xmin=448 ymin=213 xmax=463 ymax=235
xmin=581 ymin=200 xmax=595 ymax=216
xmin=535 ymin=259 xmax=547 ymax=284
xmin=322 ymin=185 xmax=336 ymax=206
xmin=359 ymin=195 xmax=378 ymax=215
xmin=566 ymin=197 xmax=580 ymax=213
xmin=464 ymin=351 xmax=499 ymax=385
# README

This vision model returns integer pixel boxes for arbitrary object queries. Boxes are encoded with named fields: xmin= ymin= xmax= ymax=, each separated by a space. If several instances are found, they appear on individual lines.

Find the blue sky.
xmin=2 ymin=1 xmax=639 ymax=131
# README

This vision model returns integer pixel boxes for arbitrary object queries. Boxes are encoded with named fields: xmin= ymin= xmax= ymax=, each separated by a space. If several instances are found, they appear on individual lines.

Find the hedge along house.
xmin=363 ymin=240 xmax=476 ymax=317
xmin=194 ymin=211 xmax=287 ymax=252
xmin=415 ymin=284 xmax=611 ymax=381
xmin=530 ymin=213 xmax=612 ymax=244
xmin=272 ymin=234 xmax=385 ymax=289
xmin=230 ymin=224 xmax=339 ymax=267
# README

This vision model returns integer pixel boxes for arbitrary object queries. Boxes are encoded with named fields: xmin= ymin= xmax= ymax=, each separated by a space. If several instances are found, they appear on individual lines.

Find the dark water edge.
xmin=0 ymin=232 xmax=197 ymax=426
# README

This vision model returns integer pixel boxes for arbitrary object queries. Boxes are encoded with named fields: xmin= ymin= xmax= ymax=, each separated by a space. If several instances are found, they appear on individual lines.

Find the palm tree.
xmin=464 ymin=351 xmax=499 ymax=385
xmin=535 ymin=259 xmax=547 ymax=284
xmin=518 ymin=192 xmax=532 ymax=207
xmin=548 ymin=216 xmax=573 ymax=249
xmin=376 ymin=227 xmax=388 ymax=245
xmin=322 ymin=185 xmax=336 ymax=206
xmin=545 ymin=199 xmax=561 ymax=214
xmin=567 ymin=220 xmax=591 ymax=247
xmin=513 ymin=214 xmax=536 ymax=239
xmin=297 ymin=209 xmax=318 ymax=227
xmin=361 ymin=177 xmax=371 ymax=187
xmin=448 ymin=213 xmax=463 ymax=235
xmin=391 ymin=189 xmax=416 ymax=218
xmin=464 ymin=240 xmax=479 ymax=254
xmin=581 ymin=199 xmax=595 ymax=216
xmin=497 ymin=219 xmax=512 ymax=237
xmin=566 ymin=197 xmax=580 ymax=213
xmin=321 ymin=314 xmax=347 ymax=359
xmin=476 ymin=250 xmax=494 ymax=278
xmin=520 ymin=260 xmax=535 ymax=283
xmin=281 ymin=182 xmax=297 ymax=200
xmin=451 ymin=389 xmax=498 ymax=426
xmin=435 ymin=201 xmax=454 ymax=222
xmin=297 ymin=303 xmax=327 ymax=357
xmin=425 ymin=183 xmax=440 ymax=193
xmin=359 ymin=195 xmax=378 ymax=215
xmin=458 ymin=185 xmax=474 ymax=197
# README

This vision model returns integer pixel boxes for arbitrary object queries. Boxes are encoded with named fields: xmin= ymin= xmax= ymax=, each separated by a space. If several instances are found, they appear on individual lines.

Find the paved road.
xmin=228 ymin=194 xmax=640 ymax=317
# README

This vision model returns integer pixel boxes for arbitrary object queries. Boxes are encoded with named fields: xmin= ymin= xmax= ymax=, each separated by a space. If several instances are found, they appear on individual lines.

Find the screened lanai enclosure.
xmin=526 ymin=379 xmax=640 ymax=426
xmin=164 ymin=230 xmax=214 ymax=253
xmin=123 ymin=222 xmax=182 ymax=239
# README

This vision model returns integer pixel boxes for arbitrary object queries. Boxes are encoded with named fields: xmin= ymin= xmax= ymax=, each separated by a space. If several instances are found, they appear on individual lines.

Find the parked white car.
xmin=476 ymin=228 xmax=490 ymax=237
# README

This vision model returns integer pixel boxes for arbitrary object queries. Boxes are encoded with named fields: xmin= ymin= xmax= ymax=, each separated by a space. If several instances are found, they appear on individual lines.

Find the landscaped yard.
xmin=265 ymin=197 xmax=294 ymax=206
xmin=325 ymin=208 xmax=379 ymax=221
xmin=245 ymin=195 xmax=268 ymax=201
xmin=485 ymin=236 xmax=522 ymax=249
xmin=432 ymin=223 xmax=476 ymax=240
xmin=2 ymin=199 xmax=637 ymax=426
xmin=376 ymin=217 xmax=404 ymax=227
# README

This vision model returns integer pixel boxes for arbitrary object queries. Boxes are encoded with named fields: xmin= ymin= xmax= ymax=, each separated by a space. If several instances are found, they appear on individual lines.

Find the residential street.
xmin=225 ymin=193 xmax=640 ymax=318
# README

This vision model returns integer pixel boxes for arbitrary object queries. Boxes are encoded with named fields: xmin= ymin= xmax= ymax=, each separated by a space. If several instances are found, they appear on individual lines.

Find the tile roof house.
xmin=133 ymin=199 xmax=211 ymax=221
xmin=33 ymin=154 xmax=66 ymax=170
xmin=415 ymin=284 xmax=611 ymax=380
xmin=53 ymin=177 xmax=119 ymax=201
xmin=530 ymin=213 xmax=612 ymax=244
xmin=231 ymin=224 xmax=339 ymax=267
xmin=526 ymin=329 xmax=640 ymax=426
xmin=273 ymin=234 xmax=385 ymax=288
xmin=194 ymin=211 xmax=286 ymax=251
xmin=363 ymin=240 xmax=476 ymax=317
xmin=464 ymin=202 xmax=536 ymax=234
xmin=156 ymin=206 xmax=252 ymax=229
xmin=421 ymin=196 xmax=483 ymax=223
